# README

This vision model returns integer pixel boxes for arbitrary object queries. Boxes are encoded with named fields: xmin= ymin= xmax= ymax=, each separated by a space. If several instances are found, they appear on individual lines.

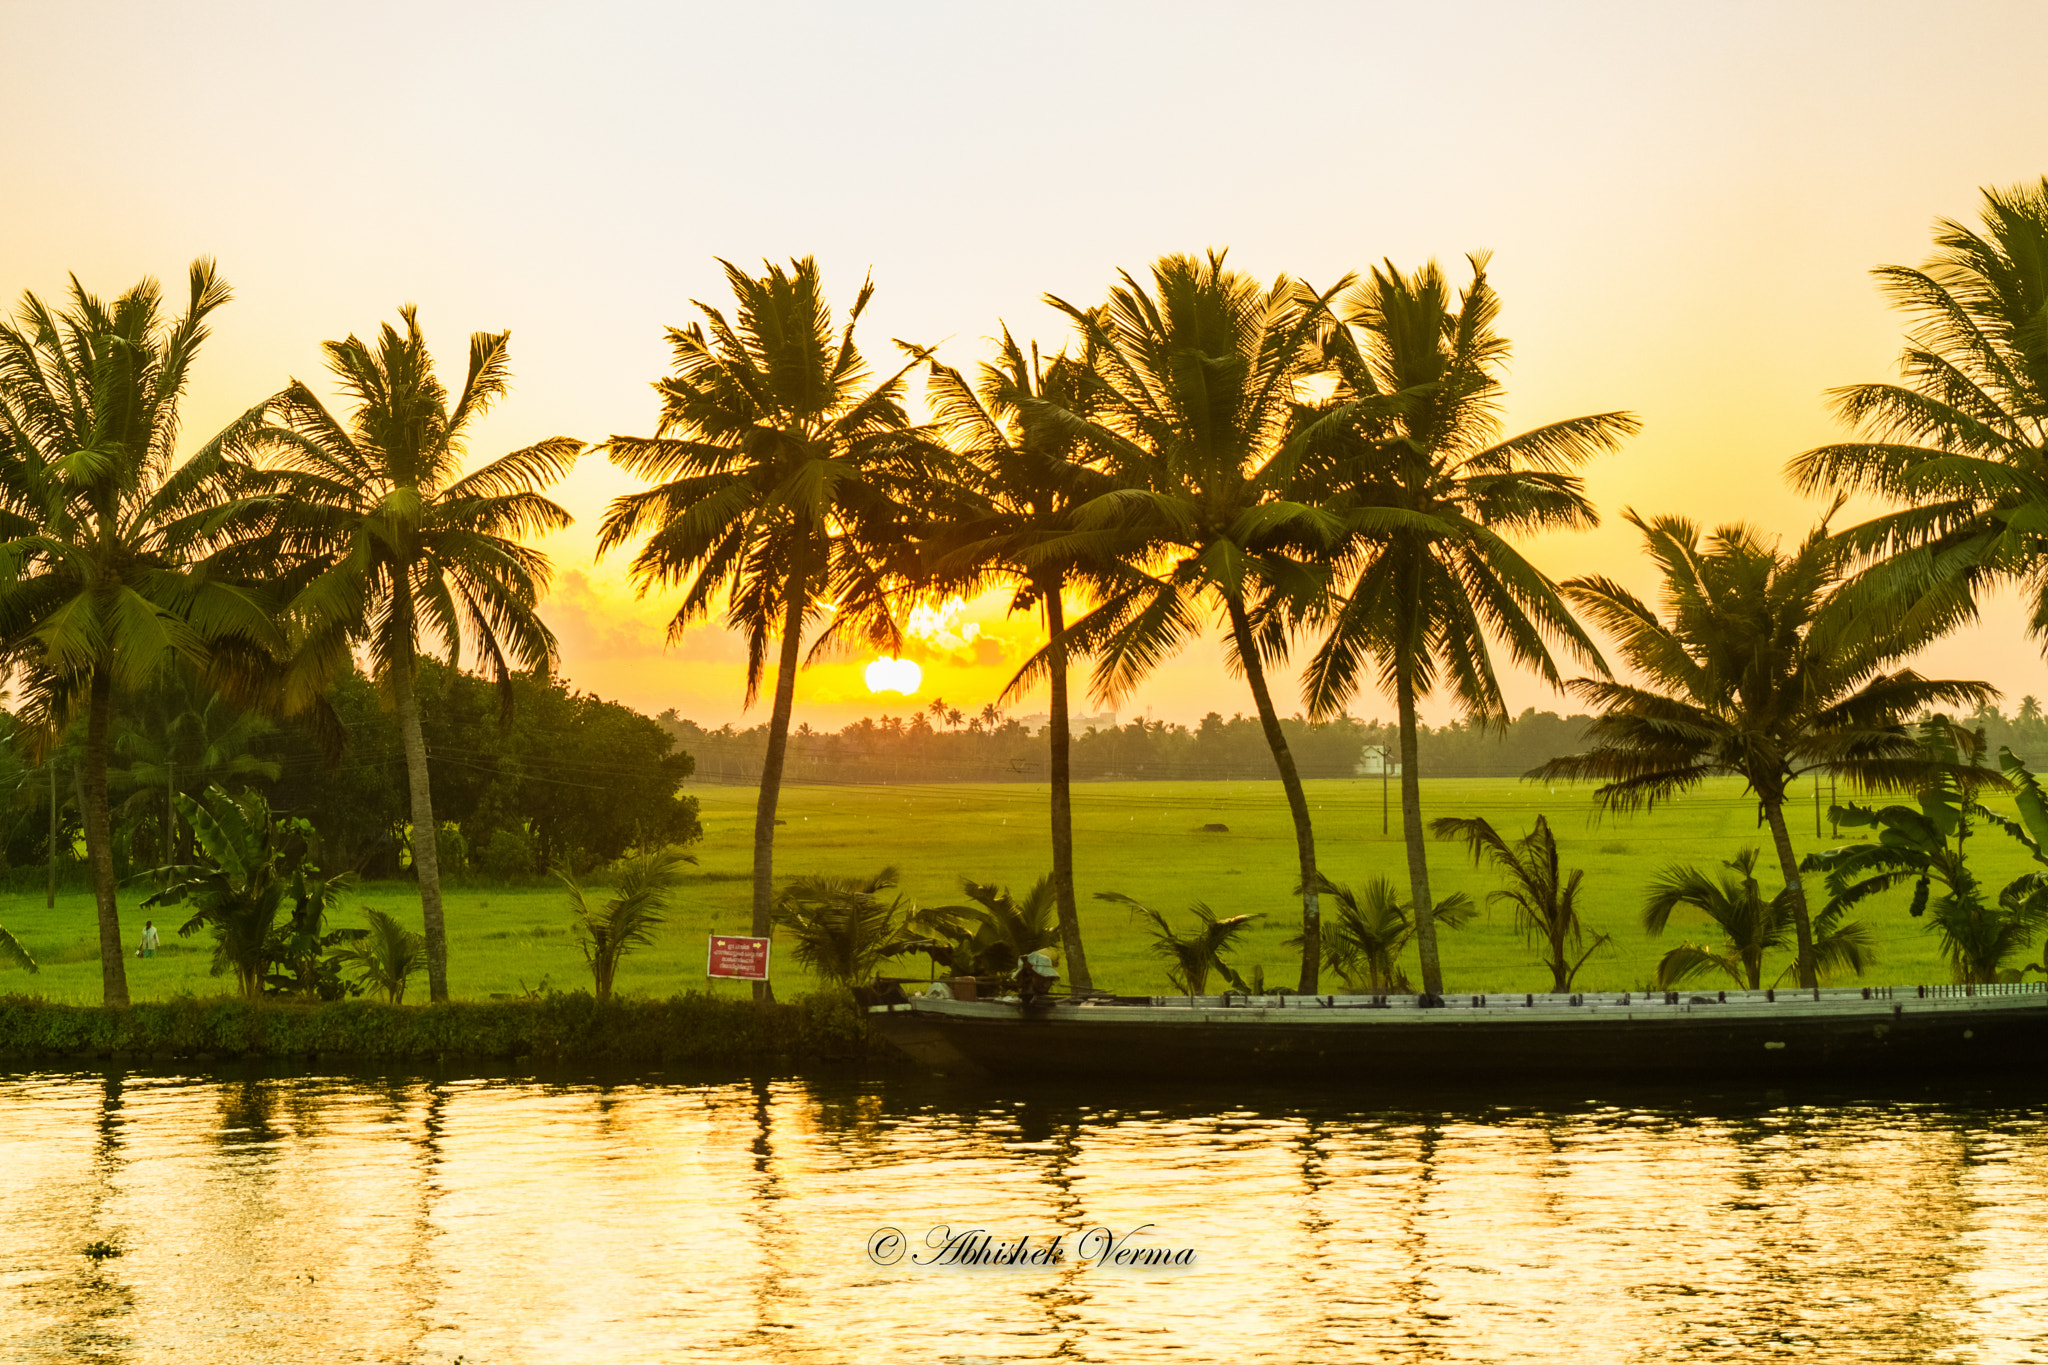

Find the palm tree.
xmin=1032 ymin=252 xmax=1346 ymax=991
xmin=1301 ymin=875 xmax=1475 ymax=994
xmin=1788 ymin=178 xmax=2048 ymax=656
xmin=924 ymin=330 xmax=1132 ymax=992
xmin=0 ymin=262 xmax=282 ymax=1006
xmin=1431 ymin=813 xmax=1606 ymax=992
xmin=597 ymin=259 xmax=943 ymax=998
xmin=923 ymin=873 xmax=1065 ymax=978
xmin=1643 ymin=848 xmax=1873 ymax=990
xmin=772 ymin=865 xmax=928 ymax=991
xmin=335 ymin=907 xmax=426 ymax=1003
xmin=241 ymin=306 xmax=580 ymax=1003
xmin=1097 ymin=890 xmax=1257 ymax=996
xmin=112 ymin=669 xmax=280 ymax=864
xmin=1296 ymin=254 xmax=1636 ymax=998
xmin=561 ymin=847 xmax=693 ymax=1002
xmin=1538 ymin=513 xmax=1991 ymax=987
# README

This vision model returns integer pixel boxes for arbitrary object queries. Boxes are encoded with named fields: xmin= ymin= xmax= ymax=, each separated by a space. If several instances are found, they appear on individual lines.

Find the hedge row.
xmin=0 ymin=990 xmax=885 ymax=1068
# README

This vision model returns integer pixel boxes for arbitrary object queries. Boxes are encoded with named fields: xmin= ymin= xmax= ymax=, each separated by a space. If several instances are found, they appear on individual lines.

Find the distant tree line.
xmin=0 ymin=659 xmax=699 ymax=886
xmin=661 ymin=706 xmax=1595 ymax=784
xmin=662 ymin=700 xmax=2048 ymax=790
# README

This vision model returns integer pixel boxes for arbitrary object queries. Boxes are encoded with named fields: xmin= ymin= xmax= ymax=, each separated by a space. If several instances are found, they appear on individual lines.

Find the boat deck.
xmin=871 ymin=982 xmax=2048 ymax=1081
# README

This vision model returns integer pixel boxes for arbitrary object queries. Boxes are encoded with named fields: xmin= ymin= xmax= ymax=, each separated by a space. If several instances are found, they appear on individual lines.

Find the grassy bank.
xmin=1 ymin=776 xmax=2042 ymax=1001
xmin=0 ymin=991 xmax=875 ymax=1066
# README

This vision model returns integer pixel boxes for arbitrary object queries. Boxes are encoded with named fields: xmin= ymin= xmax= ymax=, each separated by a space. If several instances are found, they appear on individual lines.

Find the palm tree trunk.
xmin=84 ymin=667 xmax=129 ymax=1007
xmin=1397 ymin=664 xmax=1443 ymax=998
xmin=751 ymin=592 xmax=806 ymax=1005
xmin=1223 ymin=597 xmax=1320 ymax=993
xmin=1762 ymin=795 xmax=1819 ymax=989
xmin=391 ymin=659 xmax=450 ymax=1003
xmin=1044 ymin=590 xmax=1093 ymax=992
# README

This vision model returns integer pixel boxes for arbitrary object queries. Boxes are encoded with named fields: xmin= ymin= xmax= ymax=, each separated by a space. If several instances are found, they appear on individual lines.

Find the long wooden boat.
xmin=870 ymin=982 xmax=2048 ymax=1082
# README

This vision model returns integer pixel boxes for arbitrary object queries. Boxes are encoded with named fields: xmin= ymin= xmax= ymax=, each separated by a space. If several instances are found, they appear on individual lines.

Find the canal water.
xmin=4 ymin=1067 xmax=2046 ymax=1363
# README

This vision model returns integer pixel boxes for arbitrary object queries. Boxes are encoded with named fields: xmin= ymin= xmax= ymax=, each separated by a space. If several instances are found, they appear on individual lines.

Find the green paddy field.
xmin=3 ymin=776 xmax=2040 ymax=1003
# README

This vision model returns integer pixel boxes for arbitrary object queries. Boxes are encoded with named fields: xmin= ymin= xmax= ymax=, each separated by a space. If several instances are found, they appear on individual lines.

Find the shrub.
xmin=479 ymin=828 xmax=538 ymax=879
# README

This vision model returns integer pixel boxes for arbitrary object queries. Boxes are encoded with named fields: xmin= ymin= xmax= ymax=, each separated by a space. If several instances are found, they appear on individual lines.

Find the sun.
xmin=864 ymin=656 xmax=922 ymax=695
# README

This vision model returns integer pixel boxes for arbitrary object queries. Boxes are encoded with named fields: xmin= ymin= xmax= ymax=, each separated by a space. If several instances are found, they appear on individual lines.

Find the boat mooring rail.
xmin=1083 ymin=982 xmax=2048 ymax=1011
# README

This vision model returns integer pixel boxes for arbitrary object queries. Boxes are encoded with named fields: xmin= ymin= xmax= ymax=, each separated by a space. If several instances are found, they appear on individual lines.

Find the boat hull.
xmin=872 ymin=987 xmax=2048 ymax=1084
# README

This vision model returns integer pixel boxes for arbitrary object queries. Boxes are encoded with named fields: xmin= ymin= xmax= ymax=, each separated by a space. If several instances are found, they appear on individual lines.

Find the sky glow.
xmin=5 ymin=0 xmax=2047 ymax=728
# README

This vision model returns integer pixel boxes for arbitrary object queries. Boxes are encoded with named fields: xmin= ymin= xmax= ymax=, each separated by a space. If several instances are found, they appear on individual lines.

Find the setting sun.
xmin=863 ymin=656 xmax=922 ymax=695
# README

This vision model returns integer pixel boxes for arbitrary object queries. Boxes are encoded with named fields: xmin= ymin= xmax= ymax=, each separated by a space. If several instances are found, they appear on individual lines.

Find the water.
xmin=4 ymin=1067 xmax=2047 ymax=1363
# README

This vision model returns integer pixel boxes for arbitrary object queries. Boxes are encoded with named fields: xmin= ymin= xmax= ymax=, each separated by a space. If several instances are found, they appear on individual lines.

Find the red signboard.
xmin=708 ymin=934 xmax=772 ymax=980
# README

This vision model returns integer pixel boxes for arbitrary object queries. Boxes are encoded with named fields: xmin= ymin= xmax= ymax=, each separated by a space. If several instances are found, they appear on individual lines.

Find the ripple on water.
xmin=1 ymin=1070 xmax=2046 ymax=1363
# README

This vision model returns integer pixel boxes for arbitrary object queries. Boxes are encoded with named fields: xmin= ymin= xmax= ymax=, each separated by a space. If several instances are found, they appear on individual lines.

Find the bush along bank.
xmin=0 ymin=990 xmax=883 ymax=1069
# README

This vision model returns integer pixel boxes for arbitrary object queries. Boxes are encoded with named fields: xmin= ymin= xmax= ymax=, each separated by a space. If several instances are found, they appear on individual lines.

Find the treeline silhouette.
xmin=658 ymin=706 xmax=1604 ymax=785
xmin=662 ymin=698 xmax=2048 ymax=789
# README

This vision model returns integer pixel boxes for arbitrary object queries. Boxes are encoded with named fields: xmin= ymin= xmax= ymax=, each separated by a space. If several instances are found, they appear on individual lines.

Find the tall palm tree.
xmin=241 ymin=306 xmax=580 ymax=1003
xmin=1642 ymin=847 xmax=1873 ymax=990
xmin=1788 ymin=178 xmax=2048 ymax=653
xmin=0 ymin=262 xmax=281 ymax=1005
xmin=597 ymin=259 xmax=943 ymax=997
xmin=1538 ymin=512 xmax=1991 ymax=987
xmin=1296 ymin=254 xmax=1637 ymax=998
xmin=924 ymin=330 xmax=1132 ymax=992
xmin=1032 ymin=251 xmax=1345 ymax=991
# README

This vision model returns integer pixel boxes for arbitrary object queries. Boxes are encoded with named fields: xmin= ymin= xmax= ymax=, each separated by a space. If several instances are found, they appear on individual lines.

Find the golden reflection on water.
xmin=2 ymin=1071 xmax=2046 ymax=1363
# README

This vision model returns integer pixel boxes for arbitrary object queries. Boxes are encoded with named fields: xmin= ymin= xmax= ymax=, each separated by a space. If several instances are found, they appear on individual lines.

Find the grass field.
xmin=2 ymin=776 xmax=2042 ymax=1003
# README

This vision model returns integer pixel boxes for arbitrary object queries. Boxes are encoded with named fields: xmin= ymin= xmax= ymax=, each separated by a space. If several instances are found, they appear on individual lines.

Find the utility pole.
xmin=46 ymin=758 xmax=57 ymax=909
xmin=1814 ymin=773 xmax=1822 ymax=839
xmin=166 ymin=760 xmax=175 ymax=863
xmin=1381 ymin=748 xmax=1390 ymax=836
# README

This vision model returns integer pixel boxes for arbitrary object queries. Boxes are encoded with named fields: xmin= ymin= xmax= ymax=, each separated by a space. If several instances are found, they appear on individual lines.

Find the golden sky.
xmin=4 ymin=0 xmax=2046 ymax=729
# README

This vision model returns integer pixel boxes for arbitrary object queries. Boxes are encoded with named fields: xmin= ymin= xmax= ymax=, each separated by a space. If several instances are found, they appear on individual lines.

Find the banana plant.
xmin=1978 ymin=747 xmax=2048 ymax=973
xmin=1803 ymin=721 xmax=2038 ymax=983
xmin=145 ymin=788 xmax=357 ymax=999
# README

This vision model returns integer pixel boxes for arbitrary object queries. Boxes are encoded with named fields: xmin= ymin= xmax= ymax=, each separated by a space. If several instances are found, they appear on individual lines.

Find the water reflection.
xmin=2 ymin=1070 xmax=2046 ymax=1362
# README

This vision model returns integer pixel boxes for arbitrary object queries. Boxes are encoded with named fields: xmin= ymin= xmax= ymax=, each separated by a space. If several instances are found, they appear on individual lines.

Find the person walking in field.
xmin=140 ymin=921 xmax=158 ymax=960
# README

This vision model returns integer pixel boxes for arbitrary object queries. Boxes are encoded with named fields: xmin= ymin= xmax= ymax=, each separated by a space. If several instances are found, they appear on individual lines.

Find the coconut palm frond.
xmin=1097 ymin=890 xmax=1257 ymax=996
xmin=0 ymin=925 xmax=36 ymax=973
xmin=560 ymin=847 xmax=693 ymax=1002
